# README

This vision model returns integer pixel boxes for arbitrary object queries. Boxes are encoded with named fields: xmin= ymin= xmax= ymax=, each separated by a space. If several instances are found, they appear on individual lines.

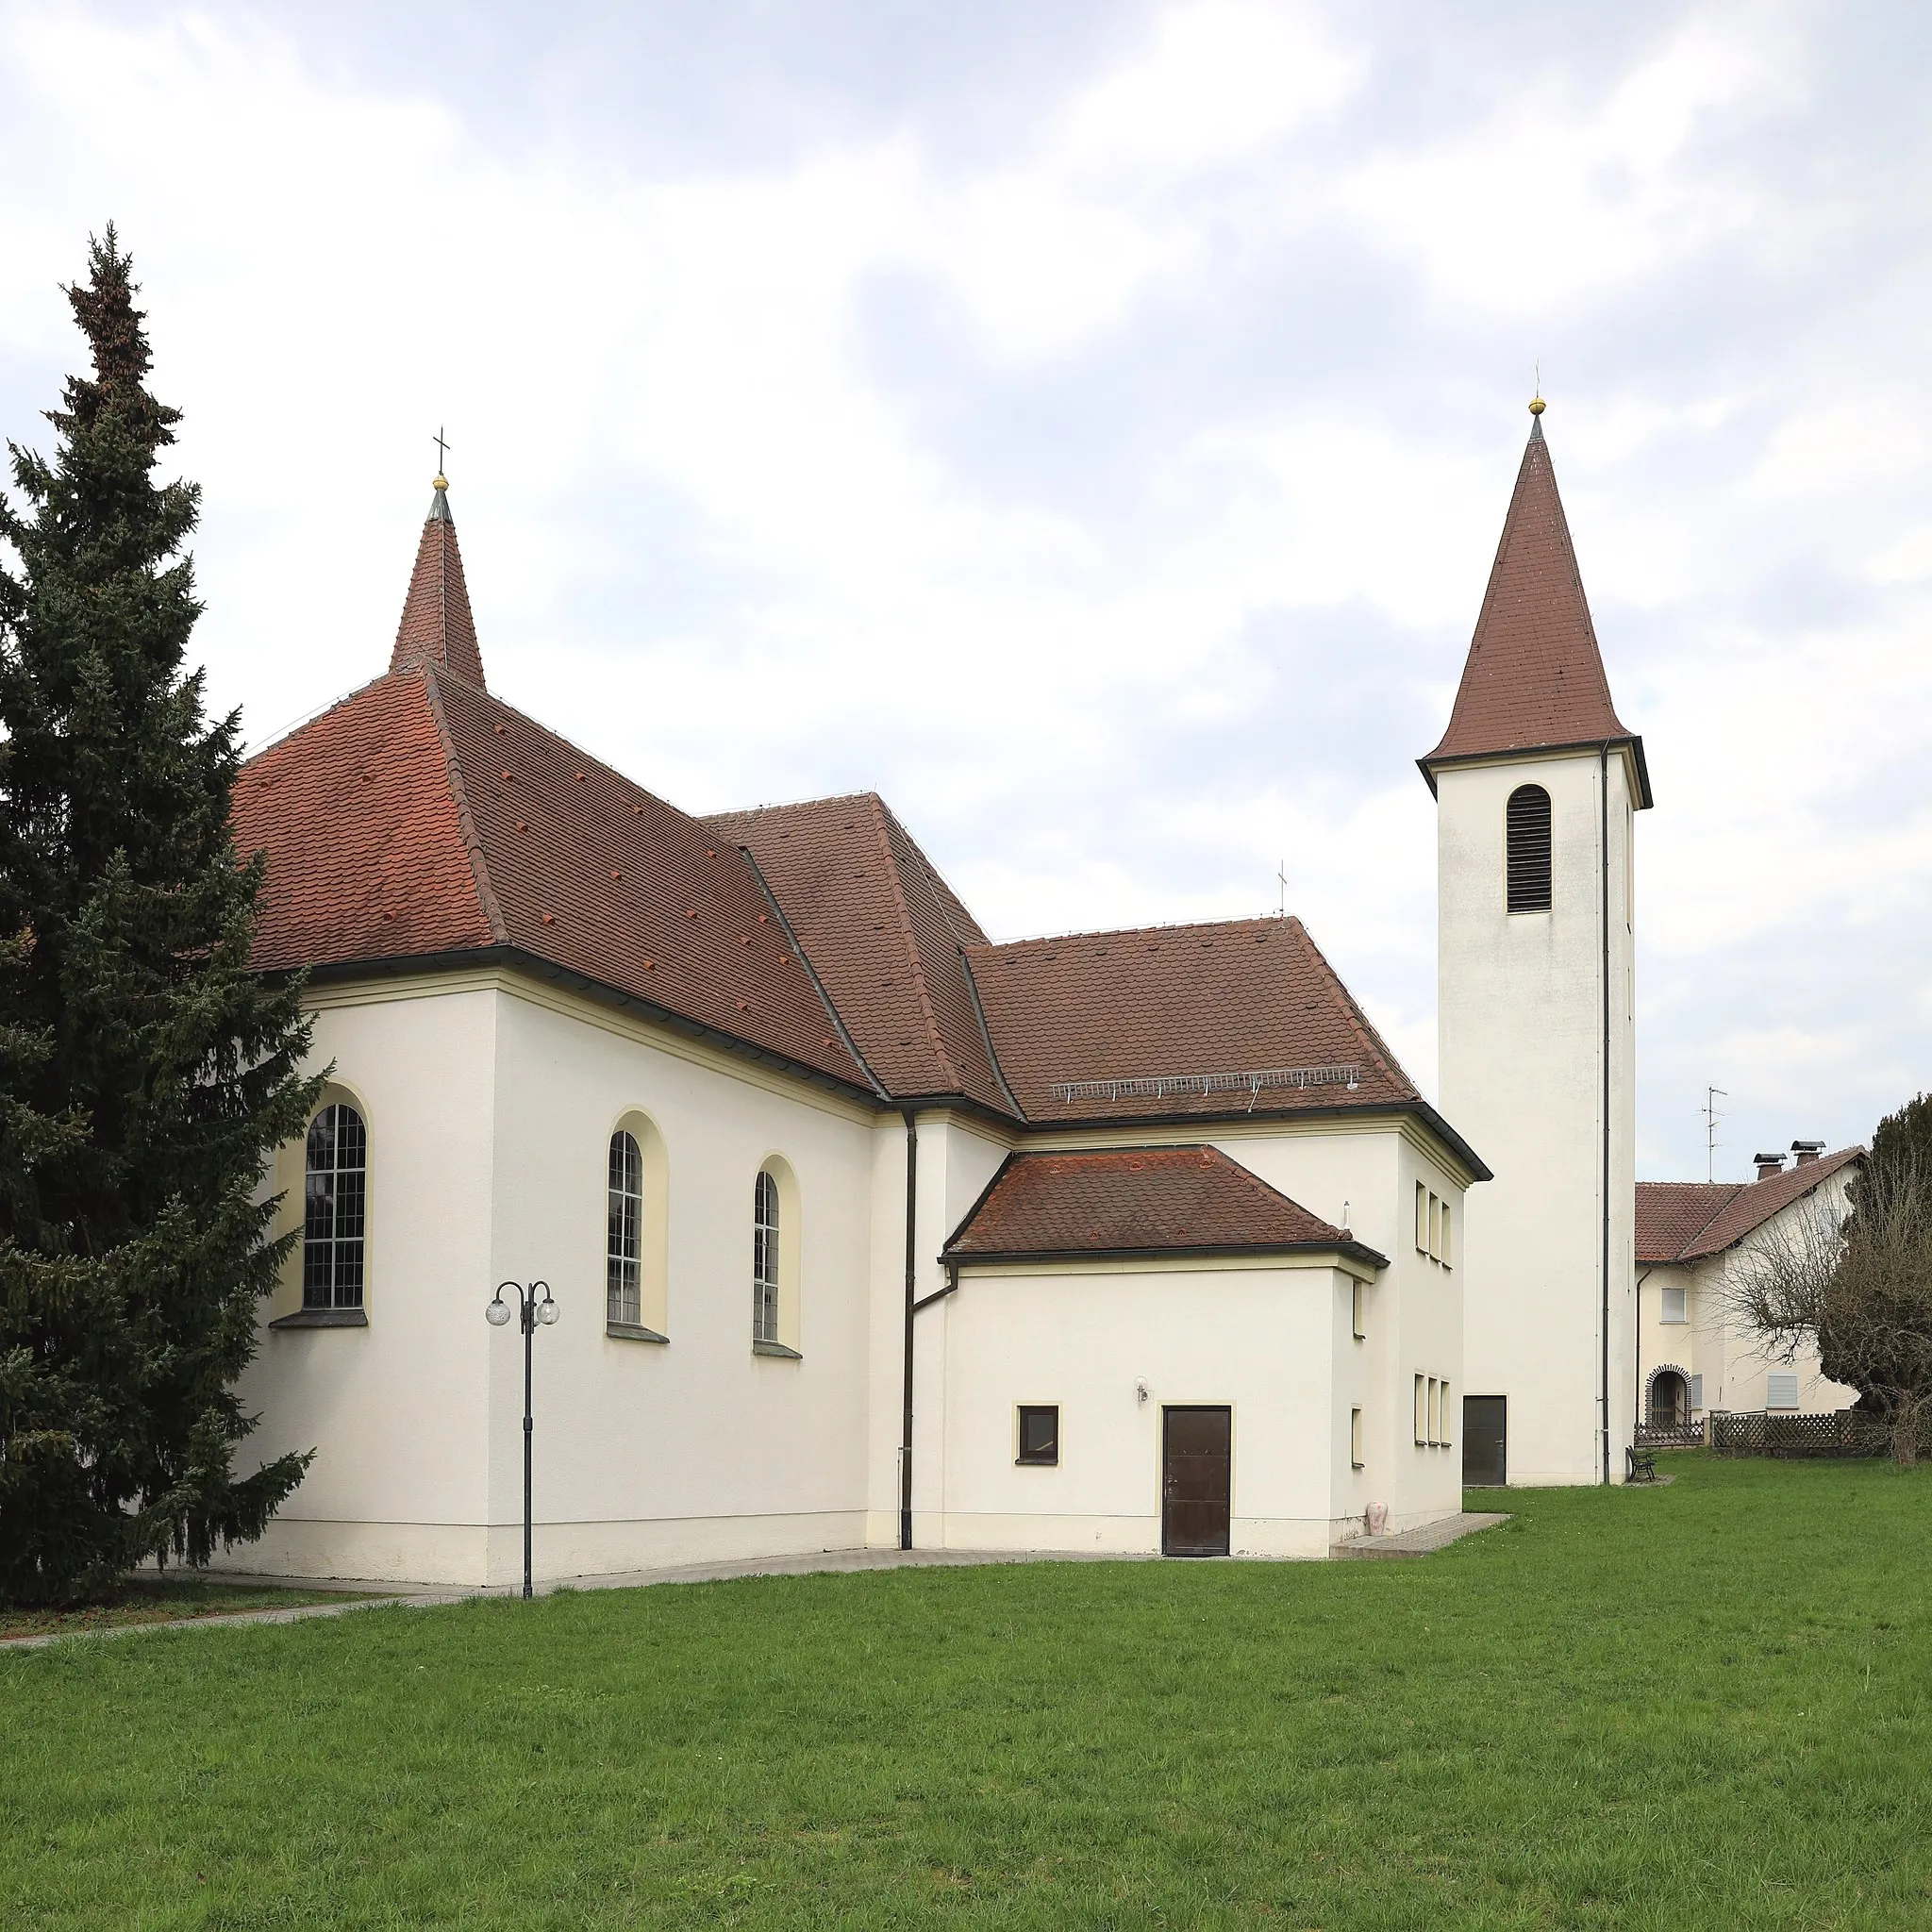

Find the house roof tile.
xmin=391 ymin=481 xmax=485 ymax=689
xmin=967 ymin=915 xmax=1421 ymax=1126
xmin=706 ymin=792 xmax=1015 ymax=1115
xmin=1636 ymin=1147 xmax=1863 ymax=1263
xmin=943 ymin=1144 xmax=1382 ymax=1264
xmin=233 ymin=666 xmax=874 ymax=1095
xmin=1423 ymin=418 xmax=1650 ymax=806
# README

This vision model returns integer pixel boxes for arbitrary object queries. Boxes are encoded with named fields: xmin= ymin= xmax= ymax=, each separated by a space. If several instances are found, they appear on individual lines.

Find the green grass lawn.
xmin=0 ymin=1577 xmax=384 ymax=1643
xmin=4 ymin=1455 xmax=1929 ymax=1929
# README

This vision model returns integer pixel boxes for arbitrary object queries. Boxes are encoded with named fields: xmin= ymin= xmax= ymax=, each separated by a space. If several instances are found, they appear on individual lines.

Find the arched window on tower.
xmin=1506 ymin=783 xmax=1553 ymax=913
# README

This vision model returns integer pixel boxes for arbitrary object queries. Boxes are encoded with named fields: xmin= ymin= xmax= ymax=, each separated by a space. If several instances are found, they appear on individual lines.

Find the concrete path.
xmin=1333 ymin=1510 xmax=1510 ymax=1558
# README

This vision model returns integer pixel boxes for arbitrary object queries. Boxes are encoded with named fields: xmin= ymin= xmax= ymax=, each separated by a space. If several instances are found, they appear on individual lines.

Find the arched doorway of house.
xmin=1647 ymin=1368 xmax=1689 ymax=1431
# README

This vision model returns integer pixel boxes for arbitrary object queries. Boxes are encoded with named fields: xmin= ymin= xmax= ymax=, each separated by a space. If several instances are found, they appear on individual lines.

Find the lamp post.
xmin=486 ymin=1279 xmax=558 ymax=1599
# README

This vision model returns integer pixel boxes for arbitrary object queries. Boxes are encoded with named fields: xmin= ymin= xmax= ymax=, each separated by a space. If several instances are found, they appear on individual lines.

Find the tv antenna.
xmin=1275 ymin=859 xmax=1287 ymax=921
xmin=1701 ymin=1086 xmax=1727 ymax=1183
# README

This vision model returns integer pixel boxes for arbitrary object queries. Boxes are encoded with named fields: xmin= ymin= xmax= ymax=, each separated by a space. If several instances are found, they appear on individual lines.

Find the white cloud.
xmin=0 ymin=0 xmax=1927 ymax=1179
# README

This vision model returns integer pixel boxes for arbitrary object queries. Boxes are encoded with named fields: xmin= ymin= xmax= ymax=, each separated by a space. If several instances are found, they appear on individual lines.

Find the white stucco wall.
xmin=232 ymin=971 xmax=883 ymax=1584
xmin=927 ymin=1257 xmax=1372 ymax=1557
xmin=233 ymin=982 xmax=502 ymax=1582
xmin=1438 ymin=749 xmax=1639 ymax=1485
xmin=230 ymin=974 xmax=1469 ymax=1582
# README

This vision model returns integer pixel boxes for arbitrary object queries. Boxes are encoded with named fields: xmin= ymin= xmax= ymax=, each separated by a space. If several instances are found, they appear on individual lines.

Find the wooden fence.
xmin=1707 ymin=1409 xmax=1882 ymax=1457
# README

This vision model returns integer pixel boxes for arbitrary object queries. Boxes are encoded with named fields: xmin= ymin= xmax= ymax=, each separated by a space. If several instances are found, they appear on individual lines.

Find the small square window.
xmin=1766 ymin=1373 xmax=1799 ymax=1412
xmin=1660 ymin=1285 xmax=1688 ymax=1324
xmin=1016 ymin=1404 xmax=1059 ymax=1465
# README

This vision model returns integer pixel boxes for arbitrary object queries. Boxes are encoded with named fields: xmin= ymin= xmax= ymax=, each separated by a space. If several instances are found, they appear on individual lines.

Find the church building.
xmin=225 ymin=473 xmax=1483 ymax=1586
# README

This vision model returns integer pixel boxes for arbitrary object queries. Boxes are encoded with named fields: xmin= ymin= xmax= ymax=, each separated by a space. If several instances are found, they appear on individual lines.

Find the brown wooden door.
xmin=1462 ymin=1395 xmax=1507 ymax=1488
xmin=1161 ymin=1406 xmax=1231 ymax=1556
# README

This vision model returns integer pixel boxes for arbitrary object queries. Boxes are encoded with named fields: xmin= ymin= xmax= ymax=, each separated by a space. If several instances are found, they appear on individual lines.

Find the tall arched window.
xmin=1506 ymin=783 xmax=1553 ymax=913
xmin=752 ymin=1169 xmax=781 ymax=1343
xmin=304 ymin=1104 xmax=367 ymax=1309
xmin=608 ymin=1130 xmax=643 ymax=1326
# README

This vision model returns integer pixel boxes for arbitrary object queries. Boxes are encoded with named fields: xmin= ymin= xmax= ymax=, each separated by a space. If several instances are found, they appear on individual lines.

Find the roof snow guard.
xmin=1051 ymin=1063 xmax=1361 ymax=1106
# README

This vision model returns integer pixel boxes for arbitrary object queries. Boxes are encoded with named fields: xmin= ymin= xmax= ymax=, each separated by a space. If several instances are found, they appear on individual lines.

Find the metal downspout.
xmin=900 ymin=1109 xmax=918 ymax=1550
xmin=1601 ymin=741 xmax=1613 ymax=1486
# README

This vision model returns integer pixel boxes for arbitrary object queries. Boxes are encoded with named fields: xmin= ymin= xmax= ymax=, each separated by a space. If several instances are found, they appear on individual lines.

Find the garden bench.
xmin=1625 ymin=1443 xmax=1658 ymax=1484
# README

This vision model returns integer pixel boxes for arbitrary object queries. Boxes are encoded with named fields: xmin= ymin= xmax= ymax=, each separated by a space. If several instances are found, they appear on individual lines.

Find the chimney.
xmin=1791 ymin=1141 xmax=1825 ymax=1166
xmin=1753 ymin=1152 xmax=1786 ymax=1181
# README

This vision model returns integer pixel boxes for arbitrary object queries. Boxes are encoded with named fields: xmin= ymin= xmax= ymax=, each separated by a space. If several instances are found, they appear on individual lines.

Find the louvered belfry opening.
xmin=1506 ymin=783 xmax=1553 ymax=913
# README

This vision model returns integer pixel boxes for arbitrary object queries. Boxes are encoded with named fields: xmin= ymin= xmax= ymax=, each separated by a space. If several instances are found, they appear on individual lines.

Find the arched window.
xmin=1506 ymin=783 xmax=1553 ymax=913
xmin=608 ymin=1130 xmax=643 ymax=1326
xmin=303 ymin=1104 xmax=367 ymax=1310
xmin=752 ymin=1168 xmax=781 ymax=1344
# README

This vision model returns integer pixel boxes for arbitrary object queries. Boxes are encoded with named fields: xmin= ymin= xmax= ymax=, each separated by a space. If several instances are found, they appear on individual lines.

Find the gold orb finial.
xmin=1528 ymin=395 xmax=1546 ymax=416
xmin=433 ymin=473 xmax=449 ymax=491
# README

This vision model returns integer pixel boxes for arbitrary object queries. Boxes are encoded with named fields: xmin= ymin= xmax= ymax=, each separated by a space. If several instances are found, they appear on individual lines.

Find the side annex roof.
xmin=943 ymin=1145 xmax=1389 ymax=1270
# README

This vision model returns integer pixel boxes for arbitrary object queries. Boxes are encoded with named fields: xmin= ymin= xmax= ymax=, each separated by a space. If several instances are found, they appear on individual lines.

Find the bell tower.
xmin=1421 ymin=399 xmax=1651 ymax=1486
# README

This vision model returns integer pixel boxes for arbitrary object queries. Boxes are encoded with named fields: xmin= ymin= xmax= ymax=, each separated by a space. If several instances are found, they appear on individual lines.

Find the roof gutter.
xmin=942 ymin=1237 xmax=1392 ymax=1274
xmin=291 ymin=945 xmax=883 ymax=1108
xmin=1419 ymin=734 xmax=1654 ymax=811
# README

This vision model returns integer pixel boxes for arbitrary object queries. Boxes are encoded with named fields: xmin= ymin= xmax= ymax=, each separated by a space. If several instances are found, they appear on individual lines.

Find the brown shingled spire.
xmin=390 ymin=475 xmax=485 ymax=689
xmin=1422 ymin=403 xmax=1649 ymax=805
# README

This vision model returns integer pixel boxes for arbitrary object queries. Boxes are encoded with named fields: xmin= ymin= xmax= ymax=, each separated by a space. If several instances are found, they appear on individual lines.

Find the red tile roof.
xmin=391 ymin=483 xmax=485 ymax=689
xmin=1422 ymin=419 xmax=1651 ymax=806
xmin=968 ymin=916 xmax=1420 ymax=1125
xmin=1636 ymin=1148 xmax=1863 ymax=1263
xmin=707 ymin=792 xmax=1016 ymax=1116
xmin=943 ymin=1144 xmax=1383 ymax=1265
xmin=233 ymin=665 xmax=875 ymax=1096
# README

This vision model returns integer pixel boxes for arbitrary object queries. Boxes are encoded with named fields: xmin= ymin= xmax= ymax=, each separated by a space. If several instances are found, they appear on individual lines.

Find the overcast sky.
xmin=1 ymin=1 xmax=1925 ymax=1181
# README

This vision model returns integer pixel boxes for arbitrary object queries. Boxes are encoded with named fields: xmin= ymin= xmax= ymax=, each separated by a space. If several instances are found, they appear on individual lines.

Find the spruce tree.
xmin=0 ymin=230 xmax=321 ymax=1605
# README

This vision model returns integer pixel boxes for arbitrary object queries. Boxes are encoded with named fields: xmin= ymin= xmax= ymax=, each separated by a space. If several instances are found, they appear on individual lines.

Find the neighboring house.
xmin=223 ymin=475 xmax=1484 ymax=1587
xmin=1635 ymin=1145 xmax=1863 ymax=1433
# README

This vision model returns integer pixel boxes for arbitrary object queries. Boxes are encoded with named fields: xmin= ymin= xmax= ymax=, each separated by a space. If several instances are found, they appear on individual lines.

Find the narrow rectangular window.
xmin=1016 ymin=1404 xmax=1059 ymax=1465
xmin=1689 ymin=1374 xmax=1704 ymax=1412
xmin=1427 ymin=1376 xmax=1441 ymax=1445
xmin=1439 ymin=1380 xmax=1451 ymax=1445
xmin=1415 ymin=1182 xmax=1428 ymax=1254
xmin=1350 ymin=1407 xmax=1364 ymax=1470
xmin=1352 ymin=1279 xmax=1365 ymax=1340
xmin=1766 ymin=1373 xmax=1799 ymax=1411
xmin=1440 ymin=1202 xmax=1453 ymax=1270
xmin=1414 ymin=1374 xmax=1427 ymax=1445
xmin=1660 ymin=1285 xmax=1688 ymax=1324
xmin=1428 ymin=1193 xmax=1441 ymax=1261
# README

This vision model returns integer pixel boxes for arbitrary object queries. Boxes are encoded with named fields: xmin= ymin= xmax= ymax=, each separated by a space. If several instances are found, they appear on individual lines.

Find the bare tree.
xmin=1730 ymin=1157 xmax=1932 ymax=1466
